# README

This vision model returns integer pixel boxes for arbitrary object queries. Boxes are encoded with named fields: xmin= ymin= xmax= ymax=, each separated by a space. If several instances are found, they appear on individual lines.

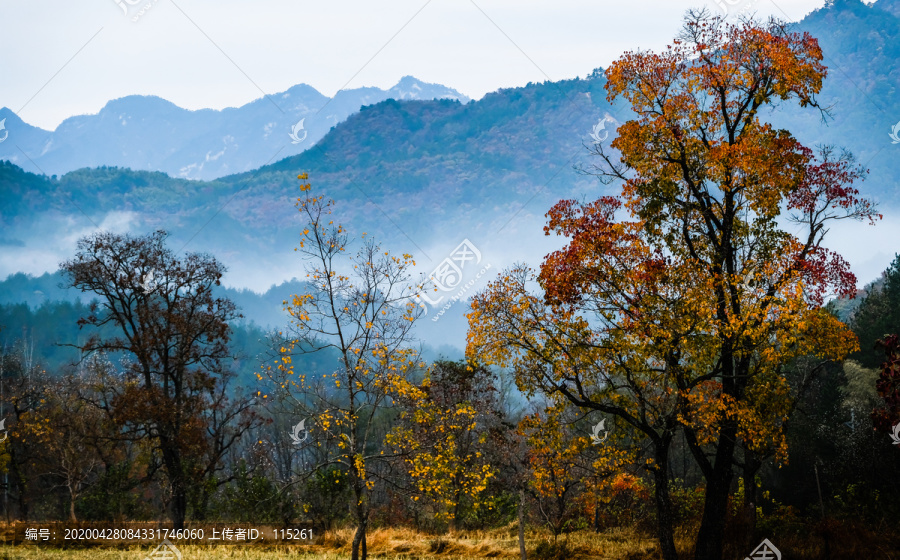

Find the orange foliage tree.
xmin=519 ymin=404 xmax=633 ymax=538
xmin=468 ymin=11 xmax=877 ymax=560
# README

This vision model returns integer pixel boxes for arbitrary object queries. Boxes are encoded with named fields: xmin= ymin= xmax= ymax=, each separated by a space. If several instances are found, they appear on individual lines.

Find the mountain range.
xmin=0 ymin=76 xmax=469 ymax=181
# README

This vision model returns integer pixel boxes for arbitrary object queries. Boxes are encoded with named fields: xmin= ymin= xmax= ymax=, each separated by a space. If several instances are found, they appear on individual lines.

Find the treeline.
xmin=0 ymin=299 xmax=283 ymax=387
xmin=0 ymin=258 xmax=898 ymax=544
xmin=0 ymin=209 xmax=898 ymax=560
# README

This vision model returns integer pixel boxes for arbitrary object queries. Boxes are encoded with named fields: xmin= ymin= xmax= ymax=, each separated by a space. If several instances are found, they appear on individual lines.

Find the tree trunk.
xmin=693 ymin=422 xmax=737 ymax=560
xmin=161 ymin=441 xmax=187 ymax=530
xmin=518 ymin=487 xmax=527 ymax=560
xmin=741 ymin=450 xmax=761 ymax=550
xmin=69 ymin=489 xmax=77 ymax=522
xmin=170 ymin=475 xmax=187 ymax=530
xmin=651 ymin=442 xmax=679 ymax=560
xmin=351 ymin=480 xmax=368 ymax=560
xmin=11 ymin=457 xmax=28 ymax=520
xmin=351 ymin=517 xmax=367 ymax=560
xmin=451 ymin=482 xmax=462 ymax=532
xmin=193 ymin=480 xmax=211 ymax=522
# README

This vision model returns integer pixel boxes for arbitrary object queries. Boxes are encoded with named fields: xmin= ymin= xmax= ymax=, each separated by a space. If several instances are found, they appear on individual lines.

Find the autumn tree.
xmin=470 ymin=262 xmax=699 ymax=558
xmin=186 ymin=369 xmax=264 ymax=521
xmin=1 ymin=347 xmax=52 ymax=520
xmin=264 ymin=174 xmax=422 ymax=560
xmin=520 ymin=407 xmax=591 ymax=539
xmin=385 ymin=360 xmax=500 ymax=531
xmin=60 ymin=229 xmax=244 ymax=529
xmin=14 ymin=373 xmax=105 ymax=522
xmin=468 ymin=11 xmax=876 ymax=560
xmin=522 ymin=404 xmax=637 ymax=538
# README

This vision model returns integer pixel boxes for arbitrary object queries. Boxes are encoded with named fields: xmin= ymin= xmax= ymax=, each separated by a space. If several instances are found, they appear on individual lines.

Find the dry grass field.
xmin=0 ymin=525 xmax=666 ymax=560
xmin=0 ymin=522 xmax=897 ymax=559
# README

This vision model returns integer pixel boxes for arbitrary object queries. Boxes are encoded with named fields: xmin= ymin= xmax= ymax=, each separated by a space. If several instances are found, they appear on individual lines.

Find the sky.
xmin=1 ymin=0 xmax=829 ymax=130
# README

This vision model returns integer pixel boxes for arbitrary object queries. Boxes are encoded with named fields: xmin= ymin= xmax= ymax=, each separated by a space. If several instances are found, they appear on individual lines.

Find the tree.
xmin=872 ymin=334 xmax=900 ymax=435
xmin=60 ymin=229 xmax=242 ymax=528
xmin=520 ymin=407 xmax=590 ymax=539
xmin=851 ymin=254 xmax=900 ymax=368
xmin=187 ymin=370 xmax=263 ymax=521
xmin=520 ymin=404 xmax=636 ymax=538
xmin=14 ymin=373 xmax=104 ymax=522
xmin=265 ymin=174 xmax=422 ymax=560
xmin=2 ymin=346 xmax=52 ymax=520
xmin=468 ymin=266 xmax=687 ymax=559
xmin=468 ymin=11 xmax=877 ymax=560
xmin=385 ymin=360 xmax=500 ymax=531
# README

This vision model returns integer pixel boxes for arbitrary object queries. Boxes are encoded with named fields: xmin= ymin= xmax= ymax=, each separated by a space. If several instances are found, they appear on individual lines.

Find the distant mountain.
xmin=770 ymin=0 xmax=900 ymax=205
xmin=0 ymin=71 xmax=616 ymax=349
xmin=0 ymin=68 xmax=617 ymax=267
xmin=0 ymin=76 xmax=469 ymax=181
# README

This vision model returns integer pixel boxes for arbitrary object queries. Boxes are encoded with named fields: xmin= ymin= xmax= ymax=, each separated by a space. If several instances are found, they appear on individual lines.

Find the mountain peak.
xmin=388 ymin=76 xmax=470 ymax=103
xmin=0 ymin=107 xmax=26 ymax=126
xmin=395 ymin=75 xmax=425 ymax=87
xmin=100 ymin=95 xmax=181 ymax=113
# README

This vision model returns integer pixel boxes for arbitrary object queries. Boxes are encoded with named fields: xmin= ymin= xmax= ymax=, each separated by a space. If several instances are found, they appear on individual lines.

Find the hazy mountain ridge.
xmin=0 ymin=269 xmax=305 ymax=330
xmin=769 ymin=0 xmax=900 ymax=204
xmin=0 ymin=76 xmax=469 ymax=181
xmin=0 ymin=271 xmax=464 ymax=373
xmin=1 ymin=71 xmax=617 ymax=277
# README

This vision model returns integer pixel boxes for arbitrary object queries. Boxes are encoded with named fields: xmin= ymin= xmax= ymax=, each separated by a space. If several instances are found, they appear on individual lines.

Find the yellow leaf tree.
xmin=385 ymin=360 xmax=500 ymax=531
xmin=264 ymin=174 xmax=423 ymax=560
xmin=519 ymin=404 xmax=633 ymax=539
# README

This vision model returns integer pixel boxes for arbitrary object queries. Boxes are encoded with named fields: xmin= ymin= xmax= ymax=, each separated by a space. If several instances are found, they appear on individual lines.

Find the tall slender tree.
xmin=266 ymin=174 xmax=422 ymax=560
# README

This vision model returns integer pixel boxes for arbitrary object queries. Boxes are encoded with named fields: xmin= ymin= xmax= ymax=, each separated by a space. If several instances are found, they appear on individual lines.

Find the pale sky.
xmin=1 ymin=0 xmax=829 ymax=130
